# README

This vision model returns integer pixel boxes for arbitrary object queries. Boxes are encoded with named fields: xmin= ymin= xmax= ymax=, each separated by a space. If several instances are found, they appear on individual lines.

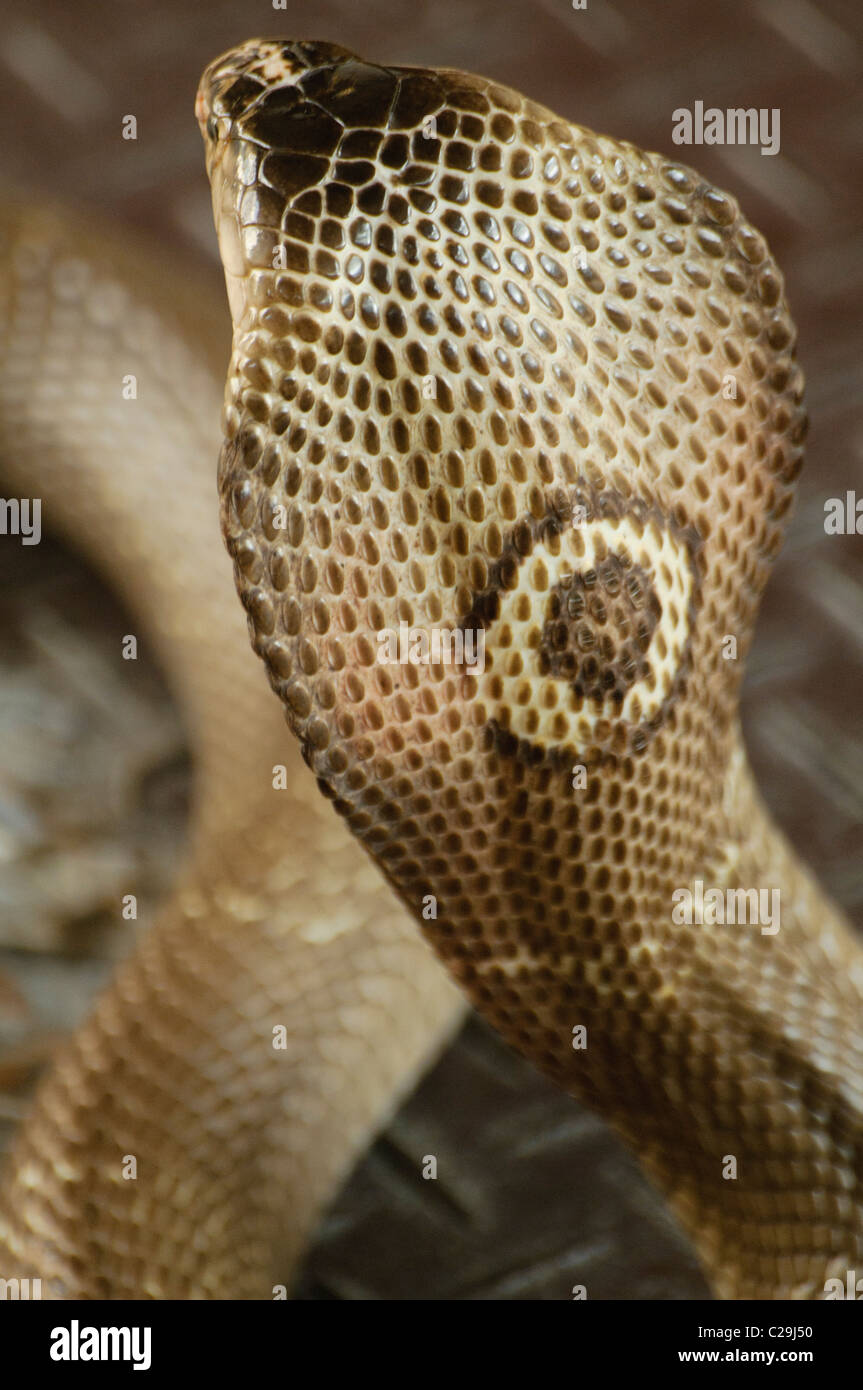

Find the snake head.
xmin=197 ymin=39 xmax=405 ymax=326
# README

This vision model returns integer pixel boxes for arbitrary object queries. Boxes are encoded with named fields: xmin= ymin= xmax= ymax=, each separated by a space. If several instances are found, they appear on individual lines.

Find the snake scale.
xmin=0 ymin=36 xmax=860 ymax=1301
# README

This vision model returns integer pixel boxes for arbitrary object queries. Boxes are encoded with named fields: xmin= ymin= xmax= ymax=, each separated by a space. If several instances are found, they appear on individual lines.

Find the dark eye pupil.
xmin=207 ymin=116 xmax=218 ymax=141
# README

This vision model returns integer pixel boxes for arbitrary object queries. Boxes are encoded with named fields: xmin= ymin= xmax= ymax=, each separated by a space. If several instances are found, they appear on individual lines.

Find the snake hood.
xmin=195 ymin=37 xmax=804 ymax=804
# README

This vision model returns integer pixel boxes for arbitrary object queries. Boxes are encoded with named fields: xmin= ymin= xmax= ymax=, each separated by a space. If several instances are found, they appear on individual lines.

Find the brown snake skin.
xmin=0 ymin=35 xmax=861 ymax=1300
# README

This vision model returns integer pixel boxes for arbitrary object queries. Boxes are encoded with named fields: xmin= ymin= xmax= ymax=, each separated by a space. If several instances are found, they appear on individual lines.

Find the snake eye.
xmin=206 ymin=115 xmax=219 ymax=143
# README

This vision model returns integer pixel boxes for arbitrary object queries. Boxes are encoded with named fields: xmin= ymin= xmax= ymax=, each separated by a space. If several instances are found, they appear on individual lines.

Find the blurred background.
xmin=0 ymin=0 xmax=860 ymax=1299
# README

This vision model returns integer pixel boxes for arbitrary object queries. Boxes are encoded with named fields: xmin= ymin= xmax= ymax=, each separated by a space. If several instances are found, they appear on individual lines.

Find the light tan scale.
xmin=0 ymin=35 xmax=859 ymax=1302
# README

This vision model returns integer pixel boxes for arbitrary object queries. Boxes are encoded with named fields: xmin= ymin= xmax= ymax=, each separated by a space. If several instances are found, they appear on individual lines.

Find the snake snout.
xmin=197 ymin=39 xmax=354 ymax=165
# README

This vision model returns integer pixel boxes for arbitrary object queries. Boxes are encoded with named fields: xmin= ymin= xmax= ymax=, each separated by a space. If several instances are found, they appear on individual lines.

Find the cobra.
xmin=0 ymin=37 xmax=861 ymax=1301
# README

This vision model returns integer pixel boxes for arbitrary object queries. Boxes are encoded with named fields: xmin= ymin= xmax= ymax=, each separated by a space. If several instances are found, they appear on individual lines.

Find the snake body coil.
xmin=0 ymin=203 xmax=460 ymax=1297
xmin=0 ymin=37 xmax=860 ymax=1301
